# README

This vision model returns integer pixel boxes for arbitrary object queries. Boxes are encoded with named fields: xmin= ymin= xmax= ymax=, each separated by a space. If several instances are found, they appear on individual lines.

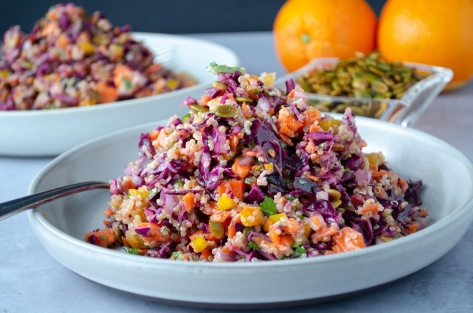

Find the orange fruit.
xmin=273 ymin=0 xmax=377 ymax=72
xmin=378 ymin=0 xmax=473 ymax=91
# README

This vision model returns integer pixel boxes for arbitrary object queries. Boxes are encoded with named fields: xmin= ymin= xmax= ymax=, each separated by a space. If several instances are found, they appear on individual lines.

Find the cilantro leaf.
xmin=172 ymin=251 xmax=183 ymax=259
xmin=124 ymin=247 xmax=140 ymax=255
xmin=148 ymin=187 xmax=158 ymax=199
xmin=181 ymin=113 xmax=191 ymax=123
xmin=206 ymin=62 xmax=246 ymax=74
xmin=121 ymin=77 xmax=132 ymax=90
xmin=261 ymin=197 xmax=278 ymax=216
xmin=248 ymin=242 xmax=259 ymax=250
xmin=292 ymin=244 xmax=307 ymax=258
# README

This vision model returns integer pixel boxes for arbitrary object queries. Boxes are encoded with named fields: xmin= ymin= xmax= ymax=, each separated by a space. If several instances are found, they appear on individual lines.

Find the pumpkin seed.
xmin=213 ymin=81 xmax=227 ymax=91
xmin=215 ymin=104 xmax=239 ymax=118
xmin=298 ymin=52 xmax=431 ymax=118
xmin=297 ymin=52 xmax=429 ymax=100
xmin=189 ymin=104 xmax=209 ymax=113
xmin=235 ymin=96 xmax=253 ymax=103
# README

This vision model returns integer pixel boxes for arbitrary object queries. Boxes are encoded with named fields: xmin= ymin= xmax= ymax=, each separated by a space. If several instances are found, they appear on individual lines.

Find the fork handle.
xmin=0 ymin=181 xmax=110 ymax=221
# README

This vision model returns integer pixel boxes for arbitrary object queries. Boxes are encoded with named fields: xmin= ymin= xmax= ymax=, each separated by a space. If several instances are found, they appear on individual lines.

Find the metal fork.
xmin=153 ymin=43 xmax=175 ymax=68
xmin=0 ymin=181 xmax=109 ymax=221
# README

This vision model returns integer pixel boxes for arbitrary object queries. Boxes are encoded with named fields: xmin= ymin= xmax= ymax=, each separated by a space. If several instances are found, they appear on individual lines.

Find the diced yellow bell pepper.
xmin=318 ymin=119 xmax=340 ymax=131
xmin=78 ymin=42 xmax=95 ymax=55
xmin=260 ymin=72 xmax=276 ymax=87
xmin=263 ymin=218 xmax=273 ymax=232
xmin=366 ymin=152 xmax=385 ymax=167
xmin=303 ymin=219 xmax=312 ymax=237
xmin=190 ymin=236 xmax=208 ymax=253
xmin=240 ymin=205 xmax=264 ymax=227
xmin=109 ymin=43 xmax=124 ymax=60
xmin=167 ymin=79 xmax=179 ymax=90
xmin=128 ymin=186 xmax=149 ymax=199
xmin=0 ymin=70 xmax=9 ymax=78
xmin=269 ymin=212 xmax=287 ymax=223
xmin=217 ymin=195 xmax=237 ymax=211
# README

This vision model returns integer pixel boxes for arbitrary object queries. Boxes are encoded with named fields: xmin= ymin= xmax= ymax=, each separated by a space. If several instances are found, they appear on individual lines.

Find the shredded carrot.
xmin=112 ymin=64 xmax=133 ymax=90
xmin=210 ymin=210 xmax=231 ymax=223
xmin=84 ymin=228 xmax=116 ymax=248
xmin=306 ymin=174 xmax=320 ymax=182
xmin=47 ymin=10 xmax=58 ymax=21
xmin=93 ymin=81 xmax=118 ymax=104
xmin=420 ymin=208 xmax=428 ymax=217
xmin=229 ymin=132 xmax=244 ymax=149
xmin=302 ymin=106 xmax=322 ymax=127
xmin=104 ymin=207 xmax=114 ymax=217
xmin=279 ymin=235 xmax=294 ymax=247
xmin=284 ymin=218 xmax=301 ymax=235
xmin=57 ymin=34 xmax=70 ymax=48
xmin=279 ymin=133 xmax=294 ymax=146
xmin=277 ymin=107 xmax=303 ymax=138
xmin=268 ymin=224 xmax=280 ymax=244
xmin=183 ymin=193 xmax=196 ymax=212
xmin=201 ymin=248 xmax=212 ymax=260
xmin=200 ymin=94 xmax=211 ymax=106
xmin=241 ymin=102 xmax=253 ymax=118
xmin=330 ymin=227 xmax=366 ymax=253
xmin=217 ymin=180 xmax=245 ymax=200
xmin=311 ymin=224 xmax=339 ymax=242
xmin=359 ymin=199 xmax=381 ymax=216
xmin=407 ymin=223 xmax=418 ymax=234
xmin=232 ymin=157 xmax=252 ymax=178
xmin=148 ymin=129 xmax=160 ymax=141
xmin=227 ymin=215 xmax=241 ymax=239
xmin=247 ymin=89 xmax=258 ymax=100
xmin=372 ymin=168 xmax=388 ymax=179
xmin=286 ymin=89 xmax=296 ymax=99
xmin=221 ymin=247 xmax=234 ymax=255
xmin=309 ymin=124 xmax=323 ymax=133
xmin=145 ymin=64 xmax=162 ymax=74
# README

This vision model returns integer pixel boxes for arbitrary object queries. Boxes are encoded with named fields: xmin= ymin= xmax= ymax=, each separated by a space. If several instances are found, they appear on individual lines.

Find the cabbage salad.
xmin=85 ymin=63 xmax=428 ymax=262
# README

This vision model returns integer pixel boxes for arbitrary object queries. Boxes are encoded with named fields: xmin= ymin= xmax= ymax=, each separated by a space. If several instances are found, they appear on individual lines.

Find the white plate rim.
xmin=26 ymin=116 xmax=473 ymax=307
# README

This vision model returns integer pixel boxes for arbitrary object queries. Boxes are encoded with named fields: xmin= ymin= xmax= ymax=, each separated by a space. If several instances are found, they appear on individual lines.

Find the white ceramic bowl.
xmin=0 ymin=33 xmax=239 ymax=157
xmin=27 ymin=117 xmax=473 ymax=309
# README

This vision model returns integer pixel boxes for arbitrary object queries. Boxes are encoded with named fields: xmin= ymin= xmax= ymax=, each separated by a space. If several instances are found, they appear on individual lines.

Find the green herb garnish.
xmin=172 ymin=251 xmax=183 ymax=259
xmin=122 ymin=77 xmax=132 ymax=90
xmin=248 ymin=242 xmax=259 ymax=250
xmin=292 ymin=244 xmax=307 ymax=257
xmin=148 ymin=187 xmax=158 ymax=199
xmin=245 ymin=177 xmax=255 ymax=184
xmin=261 ymin=197 xmax=278 ymax=216
xmin=124 ymin=247 xmax=140 ymax=255
xmin=173 ymin=178 xmax=183 ymax=189
xmin=296 ymin=178 xmax=308 ymax=185
xmin=160 ymin=226 xmax=169 ymax=235
xmin=181 ymin=113 xmax=191 ymax=123
xmin=206 ymin=62 xmax=246 ymax=74
xmin=99 ymin=235 xmax=108 ymax=241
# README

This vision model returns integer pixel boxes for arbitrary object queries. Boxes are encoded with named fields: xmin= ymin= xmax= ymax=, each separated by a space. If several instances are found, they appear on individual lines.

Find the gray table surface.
xmin=1 ymin=32 xmax=473 ymax=313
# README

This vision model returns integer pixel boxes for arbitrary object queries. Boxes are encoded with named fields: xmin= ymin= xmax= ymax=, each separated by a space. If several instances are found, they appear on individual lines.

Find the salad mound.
xmin=0 ymin=3 xmax=195 ymax=110
xmin=85 ymin=63 xmax=428 ymax=262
